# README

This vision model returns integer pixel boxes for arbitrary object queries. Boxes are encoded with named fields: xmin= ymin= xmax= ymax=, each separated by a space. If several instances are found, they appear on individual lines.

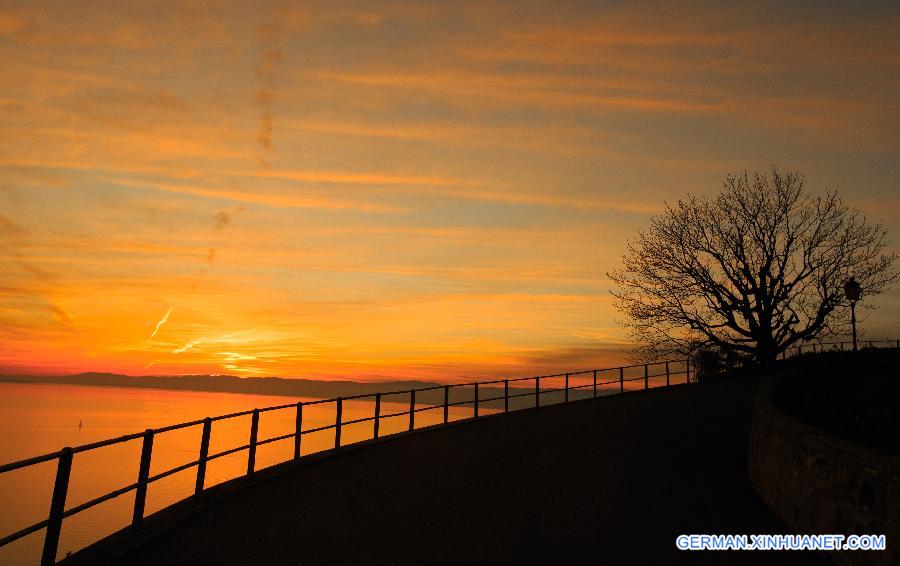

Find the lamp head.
xmin=844 ymin=277 xmax=862 ymax=303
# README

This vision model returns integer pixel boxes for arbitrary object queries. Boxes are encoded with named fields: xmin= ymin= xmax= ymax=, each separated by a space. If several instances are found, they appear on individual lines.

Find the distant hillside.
xmin=0 ymin=372 xmax=595 ymax=408
xmin=0 ymin=372 xmax=444 ymax=401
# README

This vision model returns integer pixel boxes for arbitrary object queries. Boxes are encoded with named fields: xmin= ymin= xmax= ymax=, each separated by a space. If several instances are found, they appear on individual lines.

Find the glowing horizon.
xmin=1 ymin=1 xmax=899 ymax=381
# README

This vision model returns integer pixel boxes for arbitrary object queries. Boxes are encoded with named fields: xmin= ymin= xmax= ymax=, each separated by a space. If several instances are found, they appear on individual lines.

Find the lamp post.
xmin=844 ymin=277 xmax=861 ymax=352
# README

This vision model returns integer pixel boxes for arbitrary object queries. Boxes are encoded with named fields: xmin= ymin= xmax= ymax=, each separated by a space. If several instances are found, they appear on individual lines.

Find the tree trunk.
xmin=756 ymin=332 xmax=778 ymax=367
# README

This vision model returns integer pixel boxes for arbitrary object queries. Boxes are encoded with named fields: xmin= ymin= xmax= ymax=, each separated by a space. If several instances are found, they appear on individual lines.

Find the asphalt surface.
xmin=65 ymin=370 xmax=827 ymax=566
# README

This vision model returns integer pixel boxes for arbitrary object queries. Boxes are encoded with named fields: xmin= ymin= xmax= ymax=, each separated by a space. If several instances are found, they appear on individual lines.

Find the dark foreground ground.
xmin=67 ymin=368 xmax=827 ymax=566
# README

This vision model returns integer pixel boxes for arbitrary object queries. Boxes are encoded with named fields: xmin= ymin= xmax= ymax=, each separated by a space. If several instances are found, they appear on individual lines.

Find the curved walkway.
xmin=65 ymin=370 xmax=825 ymax=566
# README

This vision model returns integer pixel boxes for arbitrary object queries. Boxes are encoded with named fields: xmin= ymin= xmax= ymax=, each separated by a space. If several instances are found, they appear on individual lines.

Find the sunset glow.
xmin=1 ymin=1 xmax=898 ymax=381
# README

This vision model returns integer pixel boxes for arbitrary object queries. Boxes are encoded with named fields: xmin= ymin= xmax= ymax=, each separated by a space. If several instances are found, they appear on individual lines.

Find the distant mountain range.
xmin=0 ymin=371 xmax=597 ymax=408
xmin=0 ymin=372 xmax=444 ymax=401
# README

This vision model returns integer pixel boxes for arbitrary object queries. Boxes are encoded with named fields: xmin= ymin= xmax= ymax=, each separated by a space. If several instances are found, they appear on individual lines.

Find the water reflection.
xmin=0 ymin=383 xmax=494 ymax=565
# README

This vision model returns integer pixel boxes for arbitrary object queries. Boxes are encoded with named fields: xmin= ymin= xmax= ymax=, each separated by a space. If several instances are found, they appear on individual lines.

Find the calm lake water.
xmin=0 ymin=382 xmax=493 ymax=565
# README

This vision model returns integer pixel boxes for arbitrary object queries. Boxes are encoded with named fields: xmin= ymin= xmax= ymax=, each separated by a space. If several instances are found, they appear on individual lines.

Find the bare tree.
xmin=609 ymin=166 xmax=897 ymax=365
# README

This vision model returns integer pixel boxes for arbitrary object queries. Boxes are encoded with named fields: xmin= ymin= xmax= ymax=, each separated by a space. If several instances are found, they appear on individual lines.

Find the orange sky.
xmin=1 ymin=1 xmax=899 ymax=381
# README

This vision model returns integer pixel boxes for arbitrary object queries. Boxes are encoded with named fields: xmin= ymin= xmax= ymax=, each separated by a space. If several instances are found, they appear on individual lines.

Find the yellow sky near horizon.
xmin=1 ymin=1 xmax=899 ymax=381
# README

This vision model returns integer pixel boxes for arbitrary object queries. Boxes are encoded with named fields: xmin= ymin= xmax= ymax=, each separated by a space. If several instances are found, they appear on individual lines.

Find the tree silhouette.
xmin=609 ymin=166 xmax=897 ymax=365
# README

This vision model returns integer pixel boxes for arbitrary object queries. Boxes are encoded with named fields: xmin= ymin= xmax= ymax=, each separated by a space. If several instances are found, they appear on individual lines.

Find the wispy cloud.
xmin=0 ymin=214 xmax=78 ymax=332
xmin=173 ymin=329 xmax=259 ymax=355
xmin=255 ymin=20 xmax=282 ymax=167
xmin=213 ymin=210 xmax=234 ymax=232
xmin=149 ymin=306 xmax=172 ymax=339
xmin=173 ymin=337 xmax=203 ymax=354
xmin=112 ymin=177 xmax=407 ymax=213
xmin=205 ymin=207 xmax=242 ymax=266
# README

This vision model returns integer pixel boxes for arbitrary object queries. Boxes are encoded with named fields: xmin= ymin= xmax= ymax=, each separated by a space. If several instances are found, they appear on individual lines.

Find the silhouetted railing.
xmin=780 ymin=338 xmax=899 ymax=358
xmin=0 ymin=339 xmax=896 ymax=564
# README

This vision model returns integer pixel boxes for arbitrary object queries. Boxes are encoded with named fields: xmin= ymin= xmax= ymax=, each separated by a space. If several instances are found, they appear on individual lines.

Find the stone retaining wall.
xmin=747 ymin=369 xmax=899 ymax=566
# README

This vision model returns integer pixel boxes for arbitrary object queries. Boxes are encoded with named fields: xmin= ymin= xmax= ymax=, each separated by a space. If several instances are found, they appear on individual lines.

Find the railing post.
xmin=294 ymin=403 xmax=303 ymax=460
xmin=665 ymin=361 xmax=670 ymax=386
xmin=868 ymin=340 xmax=872 ymax=349
xmin=619 ymin=367 xmax=624 ymax=393
xmin=334 ymin=398 xmax=342 ymax=449
xmin=644 ymin=365 xmax=648 ymax=390
xmin=592 ymin=370 xmax=597 ymax=398
xmin=373 ymin=393 xmax=381 ymax=439
xmin=41 ymin=447 xmax=73 ymax=566
xmin=473 ymin=383 xmax=479 ymax=418
xmin=564 ymin=373 xmax=569 ymax=403
xmin=504 ymin=379 xmax=509 ymax=412
xmin=443 ymin=385 xmax=449 ymax=424
xmin=247 ymin=410 xmax=259 ymax=475
xmin=686 ymin=360 xmax=691 ymax=383
xmin=408 ymin=390 xmax=415 ymax=431
xmin=535 ymin=376 xmax=540 ymax=408
xmin=195 ymin=418 xmax=212 ymax=494
xmin=132 ymin=429 xmax=154 ymax=527
xmin=840 ymin=341 xmax=844 ymax=351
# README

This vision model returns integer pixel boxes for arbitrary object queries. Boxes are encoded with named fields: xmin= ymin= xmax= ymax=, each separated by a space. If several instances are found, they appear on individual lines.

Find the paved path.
xmin=66 ymin=371 xmax=826 ymax=566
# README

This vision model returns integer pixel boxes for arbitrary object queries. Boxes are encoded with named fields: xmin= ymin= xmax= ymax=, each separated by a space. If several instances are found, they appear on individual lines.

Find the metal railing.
xmin=0 ymin=338 xmax=896 ymax=564
xmin=0 ymin=358 xmax=696 ymax=564
xmin=780 ymin=338 xmax=900 ymax=358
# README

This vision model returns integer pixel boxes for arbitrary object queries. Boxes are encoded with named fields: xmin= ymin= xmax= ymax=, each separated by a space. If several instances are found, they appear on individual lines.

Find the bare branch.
xmin=608 ymin=166 xmax=898 ymax=365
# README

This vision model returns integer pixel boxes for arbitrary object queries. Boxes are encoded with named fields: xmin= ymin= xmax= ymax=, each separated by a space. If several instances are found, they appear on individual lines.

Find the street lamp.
xmin=844 ymin=277 xmax=862 ymax=352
